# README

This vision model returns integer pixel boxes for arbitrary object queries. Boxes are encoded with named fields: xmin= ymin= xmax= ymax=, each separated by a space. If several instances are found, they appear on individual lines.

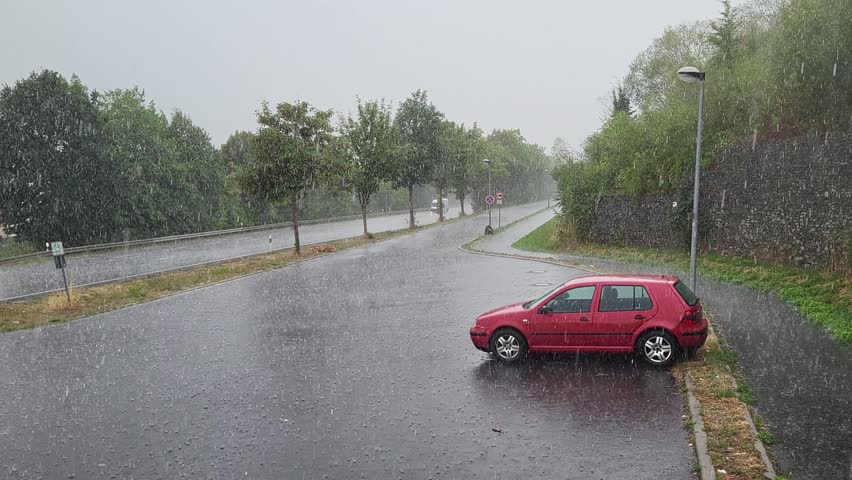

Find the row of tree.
xmin=0 ymin=71 xmax=552 ymax=250
xmin=235 ymin=90 xmax=553 ymax=252
xmin=555 ymin=0 xmax=850 ymax=240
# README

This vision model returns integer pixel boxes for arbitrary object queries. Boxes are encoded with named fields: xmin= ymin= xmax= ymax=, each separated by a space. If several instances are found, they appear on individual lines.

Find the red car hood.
xmin=478 ymin=301 xmax=526 ymax=318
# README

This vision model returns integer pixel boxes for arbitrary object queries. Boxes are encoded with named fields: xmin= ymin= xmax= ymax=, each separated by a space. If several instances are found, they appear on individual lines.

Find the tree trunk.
xmin=408 ymin=185 xmax=415 ymax=230
xmin=459 ymin=194 xmax=466 ymax=216
xmin=438 ymin=187 xmax=445 ymax=222
xmin=292 ymin=201 xmax=301 ymax=254
xmin=361 ymin=202 xmax=369 ymax=238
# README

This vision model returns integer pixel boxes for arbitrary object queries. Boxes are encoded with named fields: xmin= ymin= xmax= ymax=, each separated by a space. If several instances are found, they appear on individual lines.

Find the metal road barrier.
xmin=0 ymin=207 xmax=431 ymax=265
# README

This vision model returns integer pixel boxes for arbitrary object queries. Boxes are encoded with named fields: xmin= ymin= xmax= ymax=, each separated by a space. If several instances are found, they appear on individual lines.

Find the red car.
xmin=469 ymin=274 xmax=706 ymax=366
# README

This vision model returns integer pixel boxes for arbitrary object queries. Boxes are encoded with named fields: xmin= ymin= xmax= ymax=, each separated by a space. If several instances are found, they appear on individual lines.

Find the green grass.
xmin=513 ymin=218 xmax=852 ymax=344
xmin=736 ymin=381 xmax=755 ymax=405
xmin=757 ymin=431 xmax=776 ymax=446
xmin=0 ymin=237 xmax=39 ymax=260
xmin=511 ymin=217 xmax=560 ymax=252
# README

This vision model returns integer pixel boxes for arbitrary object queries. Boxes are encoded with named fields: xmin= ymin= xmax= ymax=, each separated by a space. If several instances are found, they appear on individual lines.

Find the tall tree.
xmin=433 ymin=120 xmax=460 ymax=222
xmin=610 ymin=84 xmax=634 ymax=118
xmin=219 ymin=131 xmax=258 ymax=226
xmin=238 ymin=101 xmax=334 ymax=253
xmin=709 ymin=0 xmax=739 ymax=65
xmin=341 ymin=98 xmax=397 ymax=237
xmin=392 ymin=90 xmax=443 ymax=229
xmin=449 ymin=123 xmax=485 ymax=216
xmin=0 ymin=70 xmax=116 ymax=245
xmin=220 ymin=130 xmax=253 ymax=172
xmin=624 ymin=22 xmax=711 ymax=113
xmin=100 ymin=87 xmax=175 ymax=239
xmin=772 ymin=0 xmax=852 ymax=133
xmin=168 ymin=111 xmax=223 ymax=232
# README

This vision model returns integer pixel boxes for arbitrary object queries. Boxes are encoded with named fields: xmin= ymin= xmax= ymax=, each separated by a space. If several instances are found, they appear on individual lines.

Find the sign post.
xmin=496 ymin=192 xmax=504 ymax=228
xmin=51 ymin=241 xmax=71 ymax=304
xmin=484 ymin=194 xmax=496 ymax=234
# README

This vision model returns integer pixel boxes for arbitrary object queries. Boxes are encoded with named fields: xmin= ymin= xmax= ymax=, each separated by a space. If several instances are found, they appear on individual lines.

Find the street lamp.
xmin=482 ymin=158 xmax=492 ymax=231
xmin=678 ymin=66 xmax=705 ymax=295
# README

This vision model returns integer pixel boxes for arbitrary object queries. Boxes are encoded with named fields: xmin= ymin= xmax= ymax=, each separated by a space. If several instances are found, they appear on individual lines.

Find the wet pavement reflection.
xmin=0 ymin=207 xmax=693 ymax=479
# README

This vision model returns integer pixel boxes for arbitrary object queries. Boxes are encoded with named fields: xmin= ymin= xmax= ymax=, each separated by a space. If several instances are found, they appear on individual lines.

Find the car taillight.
xmin=682 ymin=305 xmax=702 ymax=322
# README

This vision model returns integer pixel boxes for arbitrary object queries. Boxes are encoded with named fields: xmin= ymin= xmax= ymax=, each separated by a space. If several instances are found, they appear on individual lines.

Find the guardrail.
xmin=0 ymin=207 xmax=432 ymax=265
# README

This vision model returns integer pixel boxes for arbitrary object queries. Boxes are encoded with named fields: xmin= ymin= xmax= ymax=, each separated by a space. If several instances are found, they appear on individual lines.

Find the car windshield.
xmin=523 ymin=285 xmax=560 ymax=309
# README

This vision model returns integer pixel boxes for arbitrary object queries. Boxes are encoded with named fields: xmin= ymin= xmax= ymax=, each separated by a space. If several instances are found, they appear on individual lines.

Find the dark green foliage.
xmin=0 ymin=72 xmax=552 ymax=249
xmin=709 ymin=0 xmax=739 ymax=65
xmin=610 ymin=85 xmax=633 ymax=117
xmin=341 ymin=99 xmax=397 ymax=234
xmin=392 ymin=90 xmax=443 ymax=228
xmin=558 ymin=0 xmax=852 ymax=244
xmin=237 ymin=101 xmax=336 ymax=252
xmin=0 ymin=70 xmax=117 ymax=246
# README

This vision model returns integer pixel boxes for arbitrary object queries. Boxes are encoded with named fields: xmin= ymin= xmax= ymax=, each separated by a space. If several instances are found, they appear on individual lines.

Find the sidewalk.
xmin=475 ymin=213 xmax=852 ymax=480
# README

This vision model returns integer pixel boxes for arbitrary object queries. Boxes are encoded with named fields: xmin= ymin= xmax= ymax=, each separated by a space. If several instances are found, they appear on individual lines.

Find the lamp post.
xmin=544 ymin=168 xmax=550 ymax=208
xmin=482 ymin=158 xmax=492 ymax=229
xmin=678 ymin=66 xmax=705 ymax=295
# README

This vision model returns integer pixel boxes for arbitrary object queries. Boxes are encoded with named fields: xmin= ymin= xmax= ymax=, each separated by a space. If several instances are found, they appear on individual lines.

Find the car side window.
xmin=599 ymin=285 xmax=653 ymax=312
xmin=545 ymin=285 xmax=596 ymax=313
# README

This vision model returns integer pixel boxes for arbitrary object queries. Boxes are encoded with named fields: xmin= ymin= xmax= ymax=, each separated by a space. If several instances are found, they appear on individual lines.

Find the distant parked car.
xmin=430 ymin=198 xmax=449 ymax=215
xmin=469 ymin=274 xmax=706 ymax=366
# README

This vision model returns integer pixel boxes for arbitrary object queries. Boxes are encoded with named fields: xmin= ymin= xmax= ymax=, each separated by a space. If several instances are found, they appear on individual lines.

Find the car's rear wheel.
xmin=637 ymin=330 xmax=677 ymax=367
xmin=489 ymin=328 xmax=527 ymax=363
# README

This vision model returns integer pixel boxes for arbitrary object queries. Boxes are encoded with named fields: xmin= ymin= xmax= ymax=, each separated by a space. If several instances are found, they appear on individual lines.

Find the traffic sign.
xmin=496 ymin=192 xmax=504 ymax=200
xmin=485 ymin=194 xmax=495 ymax=205
xmin=496 ymin=199 xmax=503 ymax=205
xmin=49 ymin=240 xmax=71 ymax=304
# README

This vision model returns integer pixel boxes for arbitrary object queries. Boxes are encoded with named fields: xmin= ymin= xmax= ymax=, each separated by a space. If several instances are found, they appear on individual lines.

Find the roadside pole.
xmin=50 ymin=241 xmax=71 ymax=304
xmin=496 ymin=192 xmax=504 ymax=228
xmin=484 ymin=194 xmax=496 ymax=234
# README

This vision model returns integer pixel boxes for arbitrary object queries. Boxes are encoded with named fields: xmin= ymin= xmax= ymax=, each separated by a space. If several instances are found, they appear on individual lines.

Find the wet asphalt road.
xmin=0 ymin=204 xmax=470 ymax=302
xmin=484 ymin=210 xmax=852 ymax=480
xmin=0 ymin=204 xmax=693 ymax=479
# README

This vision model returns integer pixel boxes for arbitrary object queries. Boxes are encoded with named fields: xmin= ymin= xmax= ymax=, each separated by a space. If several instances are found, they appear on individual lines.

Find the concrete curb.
xmin=458 ymin=245 xmax=602 ymax=275
xmin=686 ymin=374 xmax=718 ymax=480
xmin=730 ymin=377 xmax=778 ymax=479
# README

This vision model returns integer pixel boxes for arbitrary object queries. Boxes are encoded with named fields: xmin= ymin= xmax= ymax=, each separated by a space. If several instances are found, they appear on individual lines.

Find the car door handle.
xmin=634 ymin=315 xmax=646 ymax=320
xmin=579 ymin=317 xmax=590 ymax=322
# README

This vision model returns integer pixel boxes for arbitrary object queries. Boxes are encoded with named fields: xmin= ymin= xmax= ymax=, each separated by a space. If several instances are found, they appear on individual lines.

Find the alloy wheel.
xmin=643 ymin=335 xmax=673 ymax=364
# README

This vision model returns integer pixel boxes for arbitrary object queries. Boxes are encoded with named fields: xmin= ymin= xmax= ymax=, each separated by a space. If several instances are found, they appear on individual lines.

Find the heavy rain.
xmin=0 ymin=1 xmax=850 ymax=479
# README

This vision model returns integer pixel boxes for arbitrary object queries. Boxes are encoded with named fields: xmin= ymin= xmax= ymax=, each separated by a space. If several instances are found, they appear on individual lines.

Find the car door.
xmin=594 ymin=284 xmax=658 ymax=346
xmin=529 ymin=285 xmax=597 ymax=348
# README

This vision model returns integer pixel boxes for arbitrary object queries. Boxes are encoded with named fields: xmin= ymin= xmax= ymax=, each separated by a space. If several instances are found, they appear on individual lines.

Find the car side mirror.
xmin=538 ymin=304 xmax=552 ymax=315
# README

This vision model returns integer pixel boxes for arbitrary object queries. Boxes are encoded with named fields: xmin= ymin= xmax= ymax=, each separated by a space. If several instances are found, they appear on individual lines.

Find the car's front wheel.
xmin=637 ymin=330 xmax=677 ymax=367
xmin=490 ymin=328 xmax=527 ymax=363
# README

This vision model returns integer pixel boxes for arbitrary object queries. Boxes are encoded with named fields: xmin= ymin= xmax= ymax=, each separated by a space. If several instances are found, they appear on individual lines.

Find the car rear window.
xmin=598 ymin=285 xmax=653 ymax=312
xmin=673 ymin=280 xmax=698 ymax=306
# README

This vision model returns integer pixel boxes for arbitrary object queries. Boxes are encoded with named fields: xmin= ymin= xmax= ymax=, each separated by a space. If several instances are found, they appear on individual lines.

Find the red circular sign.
xmin=485 ymin=194 xmax=495 ymax=205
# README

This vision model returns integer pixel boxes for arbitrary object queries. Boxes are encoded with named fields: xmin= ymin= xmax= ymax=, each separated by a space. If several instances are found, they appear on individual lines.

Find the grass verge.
xmin=0 ymin=237 xmax=39 ymax=260
xmin=513 ymin=218 xmax=852 ymax=344
xmin=672 ymin=321 xmax=772 ymax=479
xmin=0 ymin=220 xmax=456 ymax=333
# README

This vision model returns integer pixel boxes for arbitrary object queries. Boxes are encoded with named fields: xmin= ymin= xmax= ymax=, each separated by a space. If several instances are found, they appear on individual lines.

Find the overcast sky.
xmin=1 ymin=0 xmax=725 ymax=152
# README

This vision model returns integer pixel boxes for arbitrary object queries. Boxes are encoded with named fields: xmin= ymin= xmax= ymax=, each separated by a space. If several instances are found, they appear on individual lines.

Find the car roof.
xmin=563 ymin=274 xmax=678 ymax=286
